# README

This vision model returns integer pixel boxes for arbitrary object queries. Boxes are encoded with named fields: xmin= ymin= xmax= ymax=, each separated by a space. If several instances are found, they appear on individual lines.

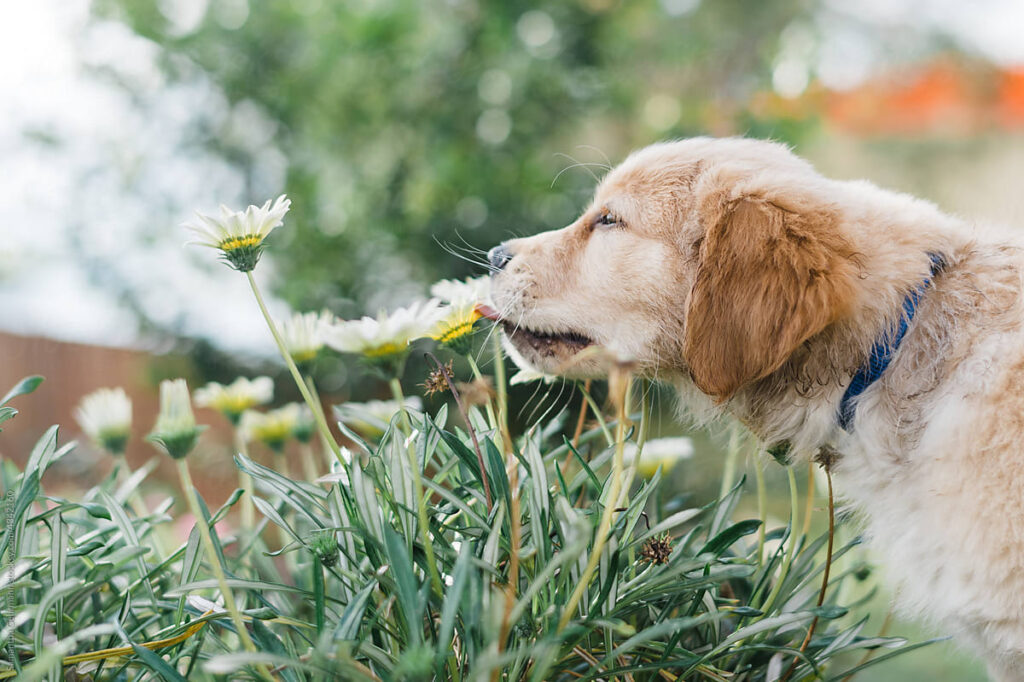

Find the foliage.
xmin=0 ymin=372 xmax=932 ymax=680
xmin=90 ymin=0 xmax=819 ymax=316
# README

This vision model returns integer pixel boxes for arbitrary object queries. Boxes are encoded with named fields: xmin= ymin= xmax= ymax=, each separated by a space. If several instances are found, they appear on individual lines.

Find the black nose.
xmin=488 ymin=243 xmax=514 ymax=271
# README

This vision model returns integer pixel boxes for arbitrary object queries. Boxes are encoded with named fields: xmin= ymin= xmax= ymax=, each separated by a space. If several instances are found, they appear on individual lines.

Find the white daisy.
xmin=194 ymin=376 xmax=274 ymax=425
xmin=149 ymin=379 xmax=204 ymax=459
xmin=74 ymin=387 xmax=132 ymax=454
xmin=430 ymin=275 xmax=491 ymax=306
xmin=322 ymin=300 xmax=442 ymax=360
xmin=624 ymin=437 xmax=694 ymax=478
xmin=281 ymin=310 xmax=334 ymax=366
xmin=334 ymin=397 xmax=422 ymax=437
xmin=428 ymin=276 xmax=492 ymax=353
xmin=183 ymin=194 xmax=291 ymax=272
xmin=239 ymin=404 xmax=301 ymax=452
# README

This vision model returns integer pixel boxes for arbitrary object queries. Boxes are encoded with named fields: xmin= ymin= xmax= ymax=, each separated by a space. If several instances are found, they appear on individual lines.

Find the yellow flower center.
xmin=437 ymin=320 xmax=476 ymax=344
xmin=291 ymin=349 xmax=319 ymax=364
xmin=253 ymin=422 xmax=292 ymax=444
xmin=211 ymin=394 xmax=261 ymax=415
xmin=219 ymin=234 xmax=263 ymax=252
xmin=364 ymin=342 xmax=407 ymax=358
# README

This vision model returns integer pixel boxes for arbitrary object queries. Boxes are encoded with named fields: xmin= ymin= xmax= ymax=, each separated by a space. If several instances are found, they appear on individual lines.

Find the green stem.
xmin=755 ymin=453 xmax=768 ymax=566
xmin=557 ymin=374 xmax=632 ymax=632
xmin=758 ymin=465 xmax=800 ymax=615
xmin=465 ymin=354 xmax=499 ymax=432
xmin=719 ymin=424 xmax=741 ymax=500
xmin=577 ymin=381 xmax=614 ymax=447
xmin=490 ymin=332 xmax=515 ymax=455
xmin=234 ymin=430 xmax=256 ymax=533
xmin=246 ymin=271 xmax=344 ymax=465
xmin=304 ymin=373 xmax=335 ymax=473
xmin=313 ymin=555 xmax=325 ymax=636
xmin=175 ymin=459 xmax=272 ymax=682
xmin=389 ymin=377 xmax=444 ymax=599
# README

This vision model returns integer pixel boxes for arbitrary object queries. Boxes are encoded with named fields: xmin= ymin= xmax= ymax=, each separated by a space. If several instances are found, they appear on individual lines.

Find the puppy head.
xmin=488 ymin=137 xmax=859 ymax=399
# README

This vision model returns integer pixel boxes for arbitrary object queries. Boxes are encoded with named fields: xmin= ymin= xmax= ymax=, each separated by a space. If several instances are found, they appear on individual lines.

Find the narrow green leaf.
xmin=0 ymin=376 xmax=43 ymax=407
xmin=383 ymin=524 xmax=424 ymax=644
xmin=335 ymin=581 xmax=376 ymax=641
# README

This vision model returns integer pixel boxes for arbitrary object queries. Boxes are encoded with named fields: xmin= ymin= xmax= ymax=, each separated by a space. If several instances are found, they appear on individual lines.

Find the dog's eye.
xmin=595 ymin=212 xmax=620 ymax=228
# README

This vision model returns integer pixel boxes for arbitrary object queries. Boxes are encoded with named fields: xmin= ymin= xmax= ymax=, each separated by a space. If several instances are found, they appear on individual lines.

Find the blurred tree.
xmin=91 ymin=0 xmax=820 ymax=318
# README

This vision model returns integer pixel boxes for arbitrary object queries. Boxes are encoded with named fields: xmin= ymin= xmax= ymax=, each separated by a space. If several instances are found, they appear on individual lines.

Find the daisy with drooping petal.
xmin=240 ymin=404 xmax=300 ymax=452
xmin=148 ymin=379 xmax=205 ymax=459
xmin=334 ymin=397 xmax=422 ymax=437
xmin=74 ymin=387 xmax=133 ymax=455
xmin=281 ymin=310 xmax=334 ymax=367
xmin=322 ymin=300 xmax=442 ymax=361
xmin=509 ymin=368 xmax=558 ymax=386
xmin=624 ymin=436 xmax=694 ymax=478
xmin=194 ymin=377 xmax=274 ymax=425
xmin=184 ymin=194 xmax=291 ymax=272
xmin=427 ymin=276 xmax=491 ymax=354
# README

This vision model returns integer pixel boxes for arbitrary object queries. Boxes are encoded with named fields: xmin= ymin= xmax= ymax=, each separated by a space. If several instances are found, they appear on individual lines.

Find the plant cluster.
xmin=0 ymin=198 xmax=933 ymax=680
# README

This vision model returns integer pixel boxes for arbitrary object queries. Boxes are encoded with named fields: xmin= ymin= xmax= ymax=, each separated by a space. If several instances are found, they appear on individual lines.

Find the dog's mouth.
xmin=477 ymin=304 xmax=595 ymax=356
xmin=500 ymin=321 xmax=594 ymax=355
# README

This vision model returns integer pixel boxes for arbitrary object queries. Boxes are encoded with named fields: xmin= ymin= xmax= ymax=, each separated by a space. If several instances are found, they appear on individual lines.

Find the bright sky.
xmin=2 ymin=0 xmax=1024 ymax=352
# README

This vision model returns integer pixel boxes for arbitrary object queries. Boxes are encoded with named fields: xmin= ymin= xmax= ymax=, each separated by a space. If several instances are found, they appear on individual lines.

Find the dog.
xmin=486 ymin=137 xmax=1024 ymax=681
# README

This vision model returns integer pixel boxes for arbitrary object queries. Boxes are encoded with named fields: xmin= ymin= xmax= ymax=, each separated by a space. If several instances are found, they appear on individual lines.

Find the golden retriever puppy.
xmin=486 ymin=137 xmax=1024 ymax=681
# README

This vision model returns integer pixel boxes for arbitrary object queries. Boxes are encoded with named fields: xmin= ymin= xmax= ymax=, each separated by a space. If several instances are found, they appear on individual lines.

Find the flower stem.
xmin=576 ymin=380 xmax=614 ymax=447
xmin=757 ymin=465 xmax=800 ymax=615
xmin=491 ymin=332 xmax=514 ymax=455
xmin=719 ymin=424 xmax=741 ymax=500
xmin=175 ymin=459 xmax=272 ymax=681
xmin=755 ymin=453 xmax=768 ymax=566
xmin=234 ymin=430 xmax=256 ymax=532
xmin=303 ymin=373 xmax=335 ymax=473
xmin=246 ymin=271 xmax=344 ymax=465
xmin=557 ymin=370 xmax=632 ymax=632
xmin=465 ymin=354 xmax=499 ymax=433
xmin=388 ymin=377 xmax=444 ymax=599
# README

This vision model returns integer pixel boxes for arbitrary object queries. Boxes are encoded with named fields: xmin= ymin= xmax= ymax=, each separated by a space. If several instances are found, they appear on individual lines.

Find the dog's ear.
xmin=683 ymin=195 xmax=857 ymax=400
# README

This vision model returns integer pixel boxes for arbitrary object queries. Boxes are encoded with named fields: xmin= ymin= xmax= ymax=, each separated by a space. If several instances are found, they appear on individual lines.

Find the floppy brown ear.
xmin=683 ymin=196 xmax=858 ymax=400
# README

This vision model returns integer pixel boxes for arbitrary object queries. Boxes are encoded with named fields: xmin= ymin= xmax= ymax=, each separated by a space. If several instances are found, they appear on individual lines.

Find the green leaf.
xmin=0 ymin=375 xmax=43 ymax=407
xmin=699 ymin=519 xmax=762 ymax=557
xmin=130 ymin=642 xmax=188 ymax=682
xmin=33 ymin=579 xmax=83 ymax=657
xmin=335 ymin=581 xmax=376 ymax=642
xmin=24 ymin=425 xmax=58 ymax=482
xmin=0 ymin=407 xmax=17 ymax=431
xmin=383 ymin=524 xmax=424 ymax=645
xmin=825 ymin=637 xmax=949 ymax=680
xmin=99 ymin=490 xmax=155 ymax=604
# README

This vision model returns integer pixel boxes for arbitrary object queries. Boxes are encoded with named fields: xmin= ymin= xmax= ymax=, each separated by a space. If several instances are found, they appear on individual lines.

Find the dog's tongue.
xmin=475 ymin=304 xmax=502 ymax=322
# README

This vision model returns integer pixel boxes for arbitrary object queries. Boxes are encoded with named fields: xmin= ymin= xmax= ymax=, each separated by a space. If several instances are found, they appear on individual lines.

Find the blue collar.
xmin=837 ymin=253 xmax=946 ymax=431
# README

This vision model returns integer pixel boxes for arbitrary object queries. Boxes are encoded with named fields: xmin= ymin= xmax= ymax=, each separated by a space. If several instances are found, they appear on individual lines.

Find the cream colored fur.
xmin=488 ymin=137 xmax=1024 ymax=681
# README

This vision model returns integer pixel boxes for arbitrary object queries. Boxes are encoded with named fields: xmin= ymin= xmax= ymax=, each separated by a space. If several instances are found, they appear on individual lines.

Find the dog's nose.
xmin=488 ymin=243 xmax=514 ymax=271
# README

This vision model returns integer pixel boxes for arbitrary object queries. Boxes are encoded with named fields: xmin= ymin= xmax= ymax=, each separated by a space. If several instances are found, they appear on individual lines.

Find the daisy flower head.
xmin=334 ymin=397 xmax=422 ymax=438
xmin=149 ymin=379 xmax=205 ymax=459
xmin=322 ymin=300 xmax=442 ymax=367
xmin=289 ymin=403 xmax=317 ymax=443
xmin=194 ymin=376 xmax=274 ymax=425
xmin=281 ymin=310 xmax=334 ymax=368
xmin=184 ymin=194 xmax=291 ymax=272
xmin=624 ymin=437 xmax=694 ymax=479
xmin=240 ymin=404 xmax=300 ymax=452
xmin=74 ymin=387 xmax=132 ymax=455
xmin=428 ymin=276 xmax=492 ymax=355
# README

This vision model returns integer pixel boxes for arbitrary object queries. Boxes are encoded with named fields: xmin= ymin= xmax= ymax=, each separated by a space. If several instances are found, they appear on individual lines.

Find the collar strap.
xmin=837 ymin=253 xmax=946 ymax=431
